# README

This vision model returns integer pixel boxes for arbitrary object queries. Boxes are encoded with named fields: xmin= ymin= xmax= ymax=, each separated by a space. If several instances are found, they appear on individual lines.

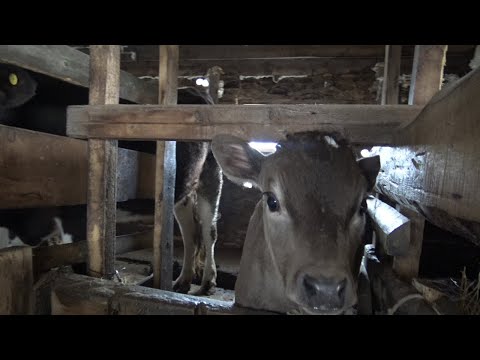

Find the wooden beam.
xmin=381 ymin=45 xmax=402 ymax=105
xmin=51 ymin=272 xmax=277 ymax=315
xmin=408 ymin=45 xmax=448 ymax=105
xmin=393 ymin=206 xmax=425 ymax=281
xmin=66 ymin=104 xmax=422 ymax=145
xmin=0 ymin=45 xmax=157 ymax=104
xmin=32 ymin=231 xmax=153 ymax=275
xmin=0 ymin=247 xmax=33 ymax=314
xmin=0 ymin=124 xmax=155 ymax=209
xmin=372 ymin=66 xmax=480 ymax=245
xmin=87 ymin=45 xmax=120 ymax=280
xmin=154 ymin=45 xmax=178 ymax=290
xmin=366 ymin=196 xmax=411 ymax=256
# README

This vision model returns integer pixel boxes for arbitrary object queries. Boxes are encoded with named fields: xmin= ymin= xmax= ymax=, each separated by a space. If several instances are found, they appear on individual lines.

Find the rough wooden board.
xmin=153 ymin=45 xmax=178 ymax=291
xmin=0 ymin=45 xmax=157 ymax=104
xmin=66 ymin=104 xmax=423 ymax=145
xmin=0 ymin=124 xmax=155 ymax=209
xmin=393 ymin=206 xmax=425 ymax=281
xmin=51 ymin=272 xmax=275 ymax=315
xmin=366 ymin=197 xmax=411 ymax=256
xmin=372 ymin=66 xmax=480 ymax=243
xmin=381 ymin=45 xmax=402 ymax=105
xmin=408 ymin=45 xmax=448 ymax=105
xmin=87 ymin=46 xmax=120 ymax=280
xmin=0 ymin=246 xmax=33 ymax=314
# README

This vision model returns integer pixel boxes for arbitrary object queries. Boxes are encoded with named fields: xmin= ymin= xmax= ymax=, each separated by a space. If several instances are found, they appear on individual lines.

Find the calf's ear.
xmin=211 ymin=134 xmax=265 ymax=189
xmin=357 ymin=155 xmax=381 ymax=192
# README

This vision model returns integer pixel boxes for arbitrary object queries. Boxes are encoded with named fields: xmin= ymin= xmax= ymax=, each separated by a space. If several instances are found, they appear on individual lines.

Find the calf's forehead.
xmin=259 ymin=142 xmax=366 ymax=217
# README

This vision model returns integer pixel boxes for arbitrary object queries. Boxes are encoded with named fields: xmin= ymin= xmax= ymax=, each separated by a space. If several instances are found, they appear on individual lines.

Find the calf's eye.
xmin=264 ymin=192 xmax=280 ymax=212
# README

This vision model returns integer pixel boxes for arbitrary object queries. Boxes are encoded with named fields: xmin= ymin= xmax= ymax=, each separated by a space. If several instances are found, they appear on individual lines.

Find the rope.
xmin=387 ymin=294 xmax=425 ymax=315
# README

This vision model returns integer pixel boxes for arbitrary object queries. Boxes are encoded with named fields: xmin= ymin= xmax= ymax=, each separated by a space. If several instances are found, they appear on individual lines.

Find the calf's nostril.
xmin=303 ymin=275 xmax=320 ymax=297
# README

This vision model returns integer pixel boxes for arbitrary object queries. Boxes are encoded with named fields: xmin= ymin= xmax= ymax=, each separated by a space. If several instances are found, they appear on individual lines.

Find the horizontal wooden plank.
xmin=0 ymin=125 xmax=155 ymax=209
xmin=32 ymin=231 xmax=153 ymax=275
xmin=0 ymin=45 xmax=157 ymax=104
xmin=66 ymin=104 xmax=423 ymax=144
xmin=51 ymin=272 xmax=277 ymax=315
xmin=122 ymin=45 xmax=474 ymax=61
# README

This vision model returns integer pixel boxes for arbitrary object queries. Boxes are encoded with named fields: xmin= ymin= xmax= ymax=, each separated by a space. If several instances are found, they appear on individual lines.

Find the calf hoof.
xmin=191 ymin=281 xmax=216 ymax=296
xmin=173 ymin=277 xmax=192 ymax=294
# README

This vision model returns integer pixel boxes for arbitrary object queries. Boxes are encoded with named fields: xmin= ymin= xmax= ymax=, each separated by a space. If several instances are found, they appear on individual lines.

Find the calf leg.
xmin=173 ymin=194 xmax=197 ymax=294
xmin=191 ymin=153 xmax=223 ymax=295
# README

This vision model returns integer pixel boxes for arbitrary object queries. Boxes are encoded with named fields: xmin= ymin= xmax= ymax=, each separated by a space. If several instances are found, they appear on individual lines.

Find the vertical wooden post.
xmin=393 ymin=206 xmax=425 ymax=281
xmin=0 ymin=247 xmax=33 ymax=314
xmin=390 ymin=45 xmax=447 ymax=281
xmin=153 ymin=45 xmax=179 ymax=290
xmin=87 ymin=45 xmax=120 ymax=279
xmin=408 ymin=45 xmax=448 ymax=105
xmin=381 ymin=45 xmax=402 ymax=105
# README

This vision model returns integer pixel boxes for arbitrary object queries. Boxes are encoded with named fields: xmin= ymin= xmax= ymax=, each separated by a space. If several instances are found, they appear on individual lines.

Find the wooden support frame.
xmin=381 ymin=45 xmax=402 ymax=105
xmin=66 ymin=104 xmax=423 ymax=145
xmin=0 ymin=45 xmax=157 ymax=104
xmin=87 ymin=46 xmax=121 ymax=280
xmin=153 ymin=46 xmax=178 ymax=290
xmin=408 ymin=45 xmax=448 ymax=105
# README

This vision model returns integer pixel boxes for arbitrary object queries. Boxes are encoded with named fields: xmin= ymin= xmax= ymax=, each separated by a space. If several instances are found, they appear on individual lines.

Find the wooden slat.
xmin=51 ymin=272 xmax=277 ymax=315
xmin=408 ymin=45 xmax=448 ymax=105
xmin=32 ymin=231 xmax=153 ymax=275
xmin=66 ymin=104 xmax=423 ymax=144
xmin=153 ymin=45 xmax=178 ymax=290
xmin=0 ymin=45 xmax=157 ymax=104
xmin=87 ymin=46 xmax=120 ymax=280
xmin=373 ymin=66 xmax=480 ymax=244
xmin=0 ymin=124 xmax=155 ymax=209
xmin=381 ymin=45 xmax=402 ymax=105
xmin=393 ymin=207 xmax=425 ymax=281
xmin=0 ymin=247 xmax=33 ymax=314
xmin=366 ymin=197 xmax=411 ymax=256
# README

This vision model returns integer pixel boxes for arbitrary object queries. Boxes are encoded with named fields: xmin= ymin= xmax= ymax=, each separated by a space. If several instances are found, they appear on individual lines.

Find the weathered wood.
xmin=372 ymin=64 xmax=480 ymax=244
xmin=51 ymin=272 xmax=276 ymax=315
xmin=87 ymin=46 xmax=120 ymax=280
xmin=366 ymin=196 xmax=411 ymax=256
xmin=33 ymin=231 xmax=153 ymax=275
xmin=0 ymin=246 xmax=33 ymax=314
xmin=364 ymin=245 xmax=437 ymax=315
xmin=0 ymin=45 xmax=157 ymax=104
xmin=206 ymin=66 xmax=224 ymax=103
xmin=381 ymin=45 xmax=402 ymax=105
xmin=393 ymin=206 xmax=425 ymax=281
xmin=408 ymin=45 xmax=448 ymax=105
xmin=0 ymin=124 xmax=155 ymax=209
xmin=153 ymin=45 xmax=178 ymax=290
xmin=66 ymin=104 xmax=423 ymax=145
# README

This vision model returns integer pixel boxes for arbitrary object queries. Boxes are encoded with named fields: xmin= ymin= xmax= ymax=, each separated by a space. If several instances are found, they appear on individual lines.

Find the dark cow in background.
xmin=212 ymin=132 xmax=380 ymax=314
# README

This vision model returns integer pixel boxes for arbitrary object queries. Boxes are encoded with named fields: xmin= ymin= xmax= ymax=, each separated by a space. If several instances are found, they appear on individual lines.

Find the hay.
xmin=459 ymin=268 xmax=480 ymax=315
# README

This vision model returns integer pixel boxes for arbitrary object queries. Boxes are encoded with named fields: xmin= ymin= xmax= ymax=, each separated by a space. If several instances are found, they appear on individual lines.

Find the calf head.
xmin=212 ymin=132 xmax=380 ymax=314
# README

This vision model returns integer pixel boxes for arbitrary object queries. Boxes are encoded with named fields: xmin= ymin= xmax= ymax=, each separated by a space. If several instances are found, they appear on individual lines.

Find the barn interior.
xmin=1 ymin=45 xmax=479 ymax=315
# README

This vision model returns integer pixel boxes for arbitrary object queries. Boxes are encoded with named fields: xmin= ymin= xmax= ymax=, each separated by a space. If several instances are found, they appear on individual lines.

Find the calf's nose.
xmin=302 ymin=274 xmax=346 ymax=310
